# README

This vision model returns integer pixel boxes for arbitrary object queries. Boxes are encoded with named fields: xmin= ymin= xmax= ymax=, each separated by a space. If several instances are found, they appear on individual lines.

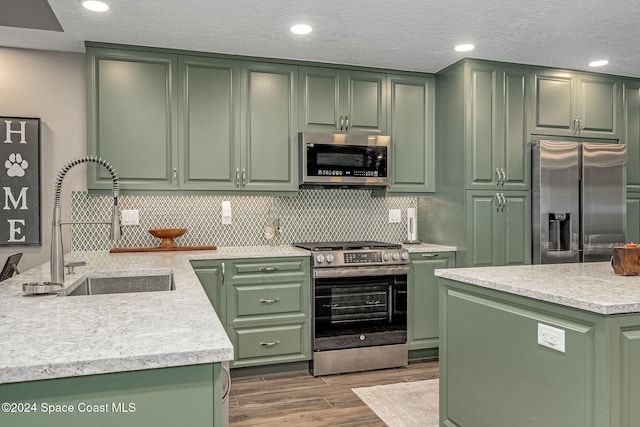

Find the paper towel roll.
xmin=407 ymin=208 xmax=418 ymax=242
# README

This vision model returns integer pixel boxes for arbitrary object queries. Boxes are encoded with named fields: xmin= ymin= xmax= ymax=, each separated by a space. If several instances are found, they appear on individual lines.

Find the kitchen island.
xmin=0 ymin=246 xmax=307 ymax=426
xmin=436 ymin=262 xmax=640 ymax=427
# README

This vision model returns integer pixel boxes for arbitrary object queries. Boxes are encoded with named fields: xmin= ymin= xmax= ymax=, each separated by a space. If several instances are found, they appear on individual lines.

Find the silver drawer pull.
xmin=259 ymin=298 xmax=280 ymax=304
xmin=421 ymin=253 xmax=439 ymax=258
xmin=260 ymin=340 xmax=281 ymax=347
xmin=259 ymin=267 xmax=278 ymax=272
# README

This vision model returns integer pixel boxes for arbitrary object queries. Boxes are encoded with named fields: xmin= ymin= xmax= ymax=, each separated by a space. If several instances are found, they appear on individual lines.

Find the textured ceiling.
xmin=1 ymin=0 xmax=640 ymax=77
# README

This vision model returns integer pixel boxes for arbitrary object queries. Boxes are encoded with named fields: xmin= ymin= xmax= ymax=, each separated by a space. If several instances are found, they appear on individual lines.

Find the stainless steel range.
xmin=293 ymin=241 xmax=409 ymax=376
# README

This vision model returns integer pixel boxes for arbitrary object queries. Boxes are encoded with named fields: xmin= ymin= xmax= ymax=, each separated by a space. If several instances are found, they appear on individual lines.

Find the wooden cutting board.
xmin=110 ymin=245 xmax=217 ymax=253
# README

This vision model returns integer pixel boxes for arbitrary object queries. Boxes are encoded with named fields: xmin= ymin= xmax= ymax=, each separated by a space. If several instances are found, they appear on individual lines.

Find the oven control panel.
xmin=314 ymin=250 xmax=409 ymax=267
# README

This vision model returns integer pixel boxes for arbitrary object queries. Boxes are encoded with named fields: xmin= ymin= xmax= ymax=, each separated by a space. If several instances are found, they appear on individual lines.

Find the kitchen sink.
xmin=62 ymin=269 xmax=175 ymax=296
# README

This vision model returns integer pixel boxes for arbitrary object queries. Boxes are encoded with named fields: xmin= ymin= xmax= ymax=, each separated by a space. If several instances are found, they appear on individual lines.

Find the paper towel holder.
xmin=403 ymin=208 xmax=421 ymax=244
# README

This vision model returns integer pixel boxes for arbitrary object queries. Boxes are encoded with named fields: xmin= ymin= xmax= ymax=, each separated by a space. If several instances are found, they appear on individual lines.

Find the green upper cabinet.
xmin=87 ymin=47 xmax=178 ymax=191
xmin=299 ymin=66 xmax=387 ymax=134
xmin=87 ymin=45 xmax=299 ymax=193
xmin=178 ymin=55 xmax=240 ymax=191
xmin=623 ymin=80 xmax=640 ymax=191
xmin=386 ymin=74 xmax=435 ymax=193
xmin=465 ymin=190 xmax=531 ymax=267
xmin=240 ymin=62 xmax=299 ymax=192
xmin=531 ymin=69 xmax=622 ymax=139
xmin=465 ymin=62 xmax=530 ymax=190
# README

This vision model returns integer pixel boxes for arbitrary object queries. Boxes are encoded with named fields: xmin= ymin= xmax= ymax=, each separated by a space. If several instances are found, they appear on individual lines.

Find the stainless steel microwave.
xmin=299 ymin=132 xmax=392 ymax=187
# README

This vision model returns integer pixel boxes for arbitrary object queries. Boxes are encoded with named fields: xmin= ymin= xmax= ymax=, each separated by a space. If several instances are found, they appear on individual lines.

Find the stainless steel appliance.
xmin=532 ymin=140 xmax=627 ymax=263
xmin=293 ymin=241 xmax=409 ymax=376
xmin=299 ymin=132 xmax=392 ymax=187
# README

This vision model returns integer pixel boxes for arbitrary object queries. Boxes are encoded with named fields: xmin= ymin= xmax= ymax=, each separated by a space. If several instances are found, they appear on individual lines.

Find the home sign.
xmin=0 ymin=117 xmax=40 ymax=246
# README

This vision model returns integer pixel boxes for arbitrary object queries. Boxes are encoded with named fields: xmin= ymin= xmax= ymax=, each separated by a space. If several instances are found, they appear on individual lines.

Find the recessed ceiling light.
xmin=82 ymin=1 xmax=109 ymax=12
xmin=589 ymin=59 xmax=609 ymax=67
xmin=454 ymin=44 xmax=475 ymax=52
xmin=290 ymin=24 xmax=312 ymax=35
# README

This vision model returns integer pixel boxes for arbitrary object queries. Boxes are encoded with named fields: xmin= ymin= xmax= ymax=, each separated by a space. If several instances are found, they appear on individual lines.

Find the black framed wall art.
xmin=0 ymin=117 xmax=41 ymax=246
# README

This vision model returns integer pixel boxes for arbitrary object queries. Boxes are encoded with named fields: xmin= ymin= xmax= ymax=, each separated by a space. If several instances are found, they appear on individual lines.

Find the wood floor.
xmin=228 ymin=360 xmax=439 ymax=426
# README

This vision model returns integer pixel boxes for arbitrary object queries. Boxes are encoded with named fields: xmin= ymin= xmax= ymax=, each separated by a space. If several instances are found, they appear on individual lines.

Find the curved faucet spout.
xmin=51 ymin=156 xmax=121 ymax=284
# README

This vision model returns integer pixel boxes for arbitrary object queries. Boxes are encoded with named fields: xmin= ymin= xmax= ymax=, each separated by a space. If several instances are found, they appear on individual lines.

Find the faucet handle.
xmin=64 ymin=261 xmax=86 ymax=275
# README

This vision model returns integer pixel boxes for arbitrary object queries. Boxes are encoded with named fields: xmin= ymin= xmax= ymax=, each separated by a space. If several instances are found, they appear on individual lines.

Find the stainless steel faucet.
xmin=51 ymin=156 xmax=121 ymax=284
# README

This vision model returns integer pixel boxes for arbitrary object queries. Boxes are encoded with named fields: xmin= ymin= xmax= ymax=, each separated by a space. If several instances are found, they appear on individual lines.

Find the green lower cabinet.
xmin=192 ymin=257 xmax=312 ymax=369
xmin=440 ymin=278 xmax=640 ymax=427
xmin=407 ymin=252 xmax=455 ymax=354
xmin=0 ymin=364 xmax=223 ymax=427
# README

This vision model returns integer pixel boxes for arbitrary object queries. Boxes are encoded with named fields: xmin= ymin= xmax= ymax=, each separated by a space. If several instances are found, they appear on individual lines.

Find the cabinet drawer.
xmin=231 ymin=258 xmax=306 ymax=278
xmin=232 ymin=322 xmax=310 ymax=365
xmin=234 ymin=282 xmax=304 ymax=317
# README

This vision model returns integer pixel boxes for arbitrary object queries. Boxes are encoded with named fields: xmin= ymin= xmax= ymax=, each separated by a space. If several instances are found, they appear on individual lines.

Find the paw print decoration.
xmin=5 ymin=153 xmax=29 ymax=178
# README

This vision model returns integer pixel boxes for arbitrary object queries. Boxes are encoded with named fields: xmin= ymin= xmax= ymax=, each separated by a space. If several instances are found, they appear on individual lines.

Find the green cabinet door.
xmin=191 ymin=259 xmax=227 ymax=327
xmin=241 ymin=62 xmax=299 ymax=192
xmin=408 ymin=251 xmax=455 ymax=352
xmin=627 ymin=193 xmax=640 ymax=244
xmin=178 ymin=56 xmax=240 ymax=191
xmin=466 ymin=63 xmax=529 ymax=190
xmin=387 ymin=74 xmax=435 ymax=193
xmin=87 ymin=48 xmax=178 ymax=190
xmin=624 ymin=81 xmax=640 ymax=191
xmin=532 ymin=70 xmax=621 ymax=139
xmin=299 ymin=66 xmax=386 ymax=134
xmin=466 ymin=190 xmax=530 ymax=267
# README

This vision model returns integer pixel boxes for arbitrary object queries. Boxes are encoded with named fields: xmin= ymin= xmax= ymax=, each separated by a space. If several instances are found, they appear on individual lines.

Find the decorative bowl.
xmin=148 ymin=228 xmax=187 ymax=248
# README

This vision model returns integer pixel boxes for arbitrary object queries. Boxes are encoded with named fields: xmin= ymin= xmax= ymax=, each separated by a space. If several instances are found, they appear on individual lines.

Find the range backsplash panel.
xmin=70 ymin=190 xmax=416 ymax=251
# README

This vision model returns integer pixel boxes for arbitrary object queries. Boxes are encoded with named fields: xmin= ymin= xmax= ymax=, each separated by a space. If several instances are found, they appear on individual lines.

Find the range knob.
xmin=401 ymin=252 xmax=409 ymax=260
xmin=316 ymin=254 xmax=326 ymax=264
xmin=383 ymin=252 xmax=390 ymax=261
xmin=326 ymin=254 xmax=335 ymax=263
xmin=392 ymin=252 xmax=399 ymax=261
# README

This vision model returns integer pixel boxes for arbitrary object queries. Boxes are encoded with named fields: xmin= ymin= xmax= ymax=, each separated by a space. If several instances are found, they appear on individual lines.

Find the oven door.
xmin=312 ymin=268 xmax=407 ymax=351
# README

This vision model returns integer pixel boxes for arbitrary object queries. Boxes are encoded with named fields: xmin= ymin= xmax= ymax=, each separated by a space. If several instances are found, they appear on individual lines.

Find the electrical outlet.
xmin=388 ymin=209 xmax=401 ymax=223
xmin=537 ymin=323 xmax=565 ymax=353
xmin=121 ymin=209 xmax=139 ymax=226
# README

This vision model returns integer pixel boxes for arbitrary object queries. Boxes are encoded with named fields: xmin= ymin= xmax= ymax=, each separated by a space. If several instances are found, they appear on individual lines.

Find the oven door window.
xmin=314 ymin=274 xmax=407 ymax=339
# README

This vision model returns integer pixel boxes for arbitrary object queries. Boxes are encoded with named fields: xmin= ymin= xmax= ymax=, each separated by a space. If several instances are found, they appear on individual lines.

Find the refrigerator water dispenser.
xmin=548 ymin=213 xmax=571 ymax=251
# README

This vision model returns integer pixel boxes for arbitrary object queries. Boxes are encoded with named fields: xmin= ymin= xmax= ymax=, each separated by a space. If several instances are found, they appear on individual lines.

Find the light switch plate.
xmin=121 ymin=209 xmax=139 ymax=226
xmin=537 ymin=323 xmax=565 ymax=353
xmin=389 ymin=209 xmax=401 ymax=223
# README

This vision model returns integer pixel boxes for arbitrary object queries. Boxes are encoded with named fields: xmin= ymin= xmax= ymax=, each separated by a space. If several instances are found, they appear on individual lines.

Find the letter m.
xmin=3 ymin=187 xmax=28 ymax=210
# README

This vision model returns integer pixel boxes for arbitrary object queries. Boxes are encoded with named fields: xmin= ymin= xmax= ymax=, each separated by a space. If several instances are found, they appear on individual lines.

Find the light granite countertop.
xmin=402 ymin=242 xmax=457 ymax=253
xmin=0 ymin=245 xmax=309 ymax=385
xmin=435 ymin=262 xmax=640 ymax=315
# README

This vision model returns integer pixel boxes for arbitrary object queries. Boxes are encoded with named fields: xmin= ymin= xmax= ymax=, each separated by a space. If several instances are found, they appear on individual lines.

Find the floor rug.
xmin=352 ymin=379 xmax=439 ymax=427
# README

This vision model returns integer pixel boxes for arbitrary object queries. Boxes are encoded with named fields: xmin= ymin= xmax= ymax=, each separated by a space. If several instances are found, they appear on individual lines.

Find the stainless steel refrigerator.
xmin=532 ymin=140 xmax=627 ymax=264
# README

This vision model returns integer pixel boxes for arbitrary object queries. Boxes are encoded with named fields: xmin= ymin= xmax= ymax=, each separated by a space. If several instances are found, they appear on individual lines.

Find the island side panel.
xmin=439 ymin=278 xmax=608 ymax=427
xmin=0 ymin=363 xmax=221 ymax=427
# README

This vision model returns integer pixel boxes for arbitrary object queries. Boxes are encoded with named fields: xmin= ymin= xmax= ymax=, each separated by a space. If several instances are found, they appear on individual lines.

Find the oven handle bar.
xmin=313 ymin=266 xmax=409 ymax=278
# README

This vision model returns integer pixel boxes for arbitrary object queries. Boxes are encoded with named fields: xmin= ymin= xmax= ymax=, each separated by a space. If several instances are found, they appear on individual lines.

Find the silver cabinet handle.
xmin=338 ymin=115 xmax=344 ymax=131
xmin=344 ymin=115 xmax=350 ymax=130
xmin=172 ymin=167 xmax=177 ymax=188
xmin=260 ymin=340 xmax=280 ymax=347
xmin=242 ymin=168 xmax=247 ymax=187
xmin=495 ymin=193 xmax=501 ymax=212
xmin=259 ymin=266 xmax=278 ymax=272
xmin=235 ymin=168 xmax=240 ymax=187
xmin=221 ymin=262 xmax=225 ymax=286
xmin=578 ymin=117 xmax=584 ymax=132
xmin=500 ymin=168 xmax=506 ymax=186
xmin=421 ymin=253 xmax=439 ymax=258
xmin=495 ymin=168 xmax=501 ymax=186
xmin=221 ymin=363 xmax=231 ymax=402
xmin=259 ymin=298 xmax=280 ymax=304
xmin=499 ymin=193 xmax=506 ymax=212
